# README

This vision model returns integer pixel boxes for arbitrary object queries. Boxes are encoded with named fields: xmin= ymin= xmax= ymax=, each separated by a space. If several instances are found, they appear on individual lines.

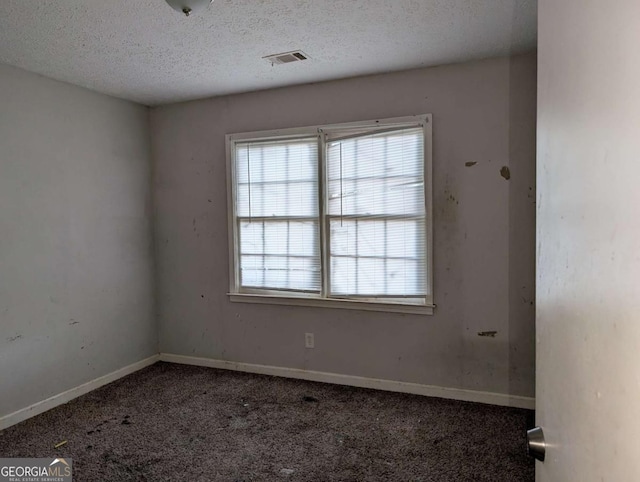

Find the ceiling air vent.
xmin=263 ymin=50 xmax=309 ymax=65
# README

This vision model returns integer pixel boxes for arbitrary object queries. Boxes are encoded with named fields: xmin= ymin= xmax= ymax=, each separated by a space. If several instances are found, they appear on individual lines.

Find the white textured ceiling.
xmin=0 ymin=0 xmax=537 ymax=106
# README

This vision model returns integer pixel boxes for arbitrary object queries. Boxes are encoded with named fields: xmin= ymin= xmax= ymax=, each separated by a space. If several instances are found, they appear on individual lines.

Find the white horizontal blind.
xmin=326 ymin=127 xmax=426 ymax=299
xmin=235 ymin=137 xmax=321 ymax=293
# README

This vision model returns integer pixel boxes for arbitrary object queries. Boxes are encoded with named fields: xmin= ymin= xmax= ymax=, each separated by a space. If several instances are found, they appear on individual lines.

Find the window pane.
xmin=329 ymin=219 xmax=426 ymax=297
xmin=239 ymin=220 xmax=320 ymax=292
xmin=330 ymin=257 xmax=424 ymax=297
xmin=236 ymin=138 xmax=318 ymax=217
xmin=330 ymin=256 xmax=356 ymax=295
xmin=327 ymin=128 xmax=424 ymax=217
xmin=386 ymin=259 xmax=425 ymax=295
xmin=327 ymin=127 xmax=426 ymax=299
xmin=235 ymin=136 xmax=321 ymax=293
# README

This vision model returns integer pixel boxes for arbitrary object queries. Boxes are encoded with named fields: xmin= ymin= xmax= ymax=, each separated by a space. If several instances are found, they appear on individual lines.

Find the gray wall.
xmin=152 ymin=53 xmax=537 ymax=397
xmin=0 ymin=64 xmax=156 ymax=418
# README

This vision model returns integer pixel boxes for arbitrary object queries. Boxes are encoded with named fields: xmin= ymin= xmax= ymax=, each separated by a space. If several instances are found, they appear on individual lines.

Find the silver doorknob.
xmin=526 ymin=426 xmax=546 ymax=461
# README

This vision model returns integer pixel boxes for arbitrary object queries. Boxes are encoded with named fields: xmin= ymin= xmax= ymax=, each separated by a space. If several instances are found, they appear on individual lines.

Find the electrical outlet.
xmin=305 ymin=333 xmax=315 ymax=349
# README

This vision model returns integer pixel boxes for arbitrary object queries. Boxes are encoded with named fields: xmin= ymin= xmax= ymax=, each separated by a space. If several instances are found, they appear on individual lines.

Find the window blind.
xmin=235 ymin=137 xmax=321 ymax=293
xmin=326 ymin=127 xmax=426 ymax=298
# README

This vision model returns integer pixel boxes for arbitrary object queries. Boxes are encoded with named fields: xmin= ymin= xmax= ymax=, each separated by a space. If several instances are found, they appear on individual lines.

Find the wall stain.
xmin=6 ymin=335 xmax=22 ymax=342
xmin=500 ymin=166 xmax=511 ymax=180
xmin=465 ymin=161 xmax=478 ymax=167
xmin=440 ymin=174 xmax=459 ymax=224
xmin=69 ymin=319 xmax=80 ymax=325
xmin=478 ymin=331 xmax=498 ymax=338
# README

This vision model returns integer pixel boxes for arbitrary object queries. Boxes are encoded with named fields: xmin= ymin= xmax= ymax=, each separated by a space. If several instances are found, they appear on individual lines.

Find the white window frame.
xmin=226 ymin=115 xmax=434 ymax=315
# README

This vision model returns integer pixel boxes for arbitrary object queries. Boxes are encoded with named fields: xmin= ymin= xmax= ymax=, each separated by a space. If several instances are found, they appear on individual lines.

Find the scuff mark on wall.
xmin=6 ymin=335 xmax=22 ymax=342
xmin=465 ymin=161 xmax=478 ymax=167
xmin=478 ymin=331 xmax=498 ymax=338
xmin=440 ymin=174 xmax=460 ymax=224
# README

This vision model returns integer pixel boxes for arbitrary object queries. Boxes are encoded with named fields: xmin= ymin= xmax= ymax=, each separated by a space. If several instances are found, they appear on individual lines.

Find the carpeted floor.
xmin=0 ymin=362 xmax=535 ymax=481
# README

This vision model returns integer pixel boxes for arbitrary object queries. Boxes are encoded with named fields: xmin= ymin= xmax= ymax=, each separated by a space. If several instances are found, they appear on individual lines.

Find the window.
xmin=226 ymin=115 xmax=433 ymax=314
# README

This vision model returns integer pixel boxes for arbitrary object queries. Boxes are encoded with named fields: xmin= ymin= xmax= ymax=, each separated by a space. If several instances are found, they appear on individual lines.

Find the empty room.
xmin=1 ymin=1 xmax=639 ymax=481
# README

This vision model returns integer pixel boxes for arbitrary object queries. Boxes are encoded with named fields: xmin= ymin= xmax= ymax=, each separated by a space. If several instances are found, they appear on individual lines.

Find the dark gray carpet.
xmin=0 ymin=362 xmax=534 ymax=481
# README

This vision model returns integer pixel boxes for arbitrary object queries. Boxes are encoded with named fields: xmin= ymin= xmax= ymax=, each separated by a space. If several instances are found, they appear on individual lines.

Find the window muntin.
xmin=228 ymin=116 xmax=432 ymax=311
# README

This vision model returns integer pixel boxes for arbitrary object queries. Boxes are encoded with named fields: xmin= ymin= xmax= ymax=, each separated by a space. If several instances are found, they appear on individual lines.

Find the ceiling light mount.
xmin=165 ymin=0 xmax=213 ymax=17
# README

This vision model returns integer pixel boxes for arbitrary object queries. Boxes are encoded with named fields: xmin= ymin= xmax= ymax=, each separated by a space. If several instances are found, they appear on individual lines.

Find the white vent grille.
xmin=263 ymin=50 xmax=309 ymax=65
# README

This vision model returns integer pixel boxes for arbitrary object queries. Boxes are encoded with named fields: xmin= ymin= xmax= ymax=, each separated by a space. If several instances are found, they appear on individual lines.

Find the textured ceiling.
xmin=0 ymin=0 xmax=537 ymax=106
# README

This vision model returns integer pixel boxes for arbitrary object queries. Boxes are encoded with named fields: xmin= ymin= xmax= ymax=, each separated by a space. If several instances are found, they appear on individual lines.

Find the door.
xmin=536 ymin=0 xmax=640 ymax=480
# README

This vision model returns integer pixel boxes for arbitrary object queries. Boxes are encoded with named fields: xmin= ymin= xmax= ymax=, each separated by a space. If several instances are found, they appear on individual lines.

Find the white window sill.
xmin=228 ymin=293 xmax=434 ymax=315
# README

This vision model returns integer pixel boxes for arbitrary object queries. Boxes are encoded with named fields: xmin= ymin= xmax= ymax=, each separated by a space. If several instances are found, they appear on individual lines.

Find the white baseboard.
xmin=0 ymin=355 xmax=160 ymax=431
xmin=159 ymin=353 xmax=535 ymax=410
xmin=0 ymin=353 xmax=533 ymax=432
